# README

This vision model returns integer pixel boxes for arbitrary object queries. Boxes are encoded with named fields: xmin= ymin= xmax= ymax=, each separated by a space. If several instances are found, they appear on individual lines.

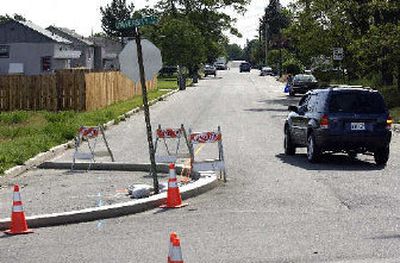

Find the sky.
xmin=1 ymin=0 xmax=292 ymax=47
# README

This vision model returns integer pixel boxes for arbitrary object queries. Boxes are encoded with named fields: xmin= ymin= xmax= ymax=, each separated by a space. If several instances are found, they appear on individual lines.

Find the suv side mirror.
xmin=288 ymin=105 xmax=298 ymax=113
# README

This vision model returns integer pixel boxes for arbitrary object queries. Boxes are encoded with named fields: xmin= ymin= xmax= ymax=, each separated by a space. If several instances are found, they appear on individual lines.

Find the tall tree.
xmin=100 ymin=0 xmax=135 ymax=38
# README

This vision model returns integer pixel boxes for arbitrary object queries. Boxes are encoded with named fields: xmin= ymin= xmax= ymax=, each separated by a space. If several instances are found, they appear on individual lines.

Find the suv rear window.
xmin=328 ymin=91 xmax=386 ymax=114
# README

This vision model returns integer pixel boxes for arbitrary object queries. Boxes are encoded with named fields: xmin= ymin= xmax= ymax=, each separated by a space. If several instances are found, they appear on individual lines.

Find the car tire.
xmin=284 ymin=127 xmax=296 ymax=155
xmin=374 ymin=146 xmax=389 ymax=166
xmin=348 ymin=151 xmax=357 ymax=159
xmin=307 ymin=133 xmax=321 ymax=163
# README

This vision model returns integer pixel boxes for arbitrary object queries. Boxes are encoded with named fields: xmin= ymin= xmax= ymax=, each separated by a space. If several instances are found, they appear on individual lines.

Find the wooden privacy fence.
xmin=0 ymin=70 xmax=157 ymax=112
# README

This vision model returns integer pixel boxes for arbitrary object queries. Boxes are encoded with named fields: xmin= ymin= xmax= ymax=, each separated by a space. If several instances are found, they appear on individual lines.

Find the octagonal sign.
xmin=119 ymin=39 xmax=162 ymax=82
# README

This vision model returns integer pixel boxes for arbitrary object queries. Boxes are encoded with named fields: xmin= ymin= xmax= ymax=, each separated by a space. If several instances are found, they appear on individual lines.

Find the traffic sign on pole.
xmin=333 ymin=47 xmax=344 ymax=61
xmin=119 ymin=39 xmax=162 ymax=82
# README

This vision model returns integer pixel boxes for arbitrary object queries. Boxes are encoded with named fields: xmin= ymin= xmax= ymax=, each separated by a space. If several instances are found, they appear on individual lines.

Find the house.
xmin=46 ymin=26 xmax=94 ymax=69
xmin=0 ymin=20 xmax=81 ymax=75
xmin=87 ymin=36 xmax=122 ymax=70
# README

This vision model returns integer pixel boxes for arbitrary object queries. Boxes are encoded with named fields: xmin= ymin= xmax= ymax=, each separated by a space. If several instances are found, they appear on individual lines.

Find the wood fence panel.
xmin=0 ymin=70 xmax=157 ymax=112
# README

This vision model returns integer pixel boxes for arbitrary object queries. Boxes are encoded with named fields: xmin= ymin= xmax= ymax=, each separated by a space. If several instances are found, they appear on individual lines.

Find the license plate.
xmin=351 ymin=122 xmax=365 ymax=131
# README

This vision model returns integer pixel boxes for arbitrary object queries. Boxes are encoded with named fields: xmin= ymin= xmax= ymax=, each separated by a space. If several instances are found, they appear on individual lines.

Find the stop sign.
xmin=119 ymin=39 xmax=163 ymax=82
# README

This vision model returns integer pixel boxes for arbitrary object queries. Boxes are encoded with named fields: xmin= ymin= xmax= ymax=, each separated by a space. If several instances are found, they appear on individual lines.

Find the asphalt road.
xmin=1 ymin=69 xmax=400 ymax=262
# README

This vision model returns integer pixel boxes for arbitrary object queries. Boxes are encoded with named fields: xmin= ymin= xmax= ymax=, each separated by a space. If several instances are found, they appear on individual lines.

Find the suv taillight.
xmin=386 ymin=116 xmax=393 ymax=129
xmin=320 ymin=115 xmax=329 ymax=129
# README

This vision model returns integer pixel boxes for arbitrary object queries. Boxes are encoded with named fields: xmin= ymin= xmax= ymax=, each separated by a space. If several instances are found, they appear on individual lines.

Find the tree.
xmin=100 ymin=0 xmax=135 ymax=38
xmin=156 ymin=0 xmax=250 ymax=62
xmin=0 ymin=13 xmax=26 ymax=24
xmin=157 ymin=17 xmax=206 ymax=73
xmin=225 ymin=43 xmax=243 ymax=60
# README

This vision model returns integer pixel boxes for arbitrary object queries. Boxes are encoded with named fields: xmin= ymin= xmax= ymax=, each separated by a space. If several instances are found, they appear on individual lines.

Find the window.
xmin=328 ymin=91 xmax=386 ymax=114
xmin=0 ymin=45 xmax=10 ymax=58
xmin=41 ymin=57 xmax=51 ymax=72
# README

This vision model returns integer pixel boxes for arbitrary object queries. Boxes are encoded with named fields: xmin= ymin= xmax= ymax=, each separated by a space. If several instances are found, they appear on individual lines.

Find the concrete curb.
xmin=0 ymin=170 xmax=219 ymax=230
xmin=3 ymin=88 xmax=179 ymax=178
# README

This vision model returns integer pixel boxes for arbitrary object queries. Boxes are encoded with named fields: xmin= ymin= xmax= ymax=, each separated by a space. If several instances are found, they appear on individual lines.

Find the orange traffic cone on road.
xmin=4 ymin=184 xmax=33 ymax=235
xmin=160 ymin=163 xmax=188 ymax=209
xmin=168 ymin=232 xmax=178 ymax=263
xmin=170 ymin=235 xmax=184 ymax=263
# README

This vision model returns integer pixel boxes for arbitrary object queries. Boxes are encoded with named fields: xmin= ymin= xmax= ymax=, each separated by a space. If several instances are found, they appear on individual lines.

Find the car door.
xmin=290 ymin=94 xmax=310 ymax=146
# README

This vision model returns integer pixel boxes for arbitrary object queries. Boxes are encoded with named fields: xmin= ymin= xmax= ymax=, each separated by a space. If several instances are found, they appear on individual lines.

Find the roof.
xmin=47 ymin=26 xmax=94 ymax=46
xmin=15 ymin=20 xmax=71 ymax=44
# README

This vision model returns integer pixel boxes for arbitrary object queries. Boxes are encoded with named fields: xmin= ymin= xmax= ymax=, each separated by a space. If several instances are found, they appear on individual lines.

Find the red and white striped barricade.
xmin=72 ymin=125 xmax=115 ymax=170
xmin=189 ymin=126 xmax=226 ymax=182
xmin=154 ymin=124 xmax=191 ymax=164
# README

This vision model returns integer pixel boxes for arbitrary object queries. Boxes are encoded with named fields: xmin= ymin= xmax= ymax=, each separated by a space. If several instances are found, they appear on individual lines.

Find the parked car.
xmin=260 ymin=67 xmax=275 ymax=76
xmin=288 ymin=74 xmax=318 ymax=96
xmin=239 ymin=62 xmax=251 ymax=73
xmin=214 ymin=62 xmax=227 ymax=70
xmin=204 ymin=64 xmax=217 ymax=77
xmin=284 ymin=87 xmax=392 ymax=165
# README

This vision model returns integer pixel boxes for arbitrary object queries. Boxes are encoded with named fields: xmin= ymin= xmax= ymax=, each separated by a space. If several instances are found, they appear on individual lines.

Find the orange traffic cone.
xmin=170 ymin=236 xmax=184 ymax=263
xmin=160 ymin=163 xmax=188 ymax=208
xmin=4 ymin=184 xmax=33 ymax=235
xmin=168 ymin=232 xmax=178 ymax=263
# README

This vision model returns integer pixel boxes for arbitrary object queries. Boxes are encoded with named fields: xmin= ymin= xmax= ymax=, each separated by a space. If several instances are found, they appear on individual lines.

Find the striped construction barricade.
xmin=189 ymin=126 xmax=226 ymax=182
xmin=72 ymin=125 xmax=115 ymax=171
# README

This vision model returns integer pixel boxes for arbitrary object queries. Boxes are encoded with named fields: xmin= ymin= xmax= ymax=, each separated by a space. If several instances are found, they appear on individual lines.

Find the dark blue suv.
xmin=284 ymin=87 xmax=392 ymax=165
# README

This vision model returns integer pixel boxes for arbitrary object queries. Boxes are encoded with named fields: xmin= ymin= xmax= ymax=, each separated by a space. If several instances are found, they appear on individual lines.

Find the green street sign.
xmin=116 ymin=16 xmax=158 ymax=30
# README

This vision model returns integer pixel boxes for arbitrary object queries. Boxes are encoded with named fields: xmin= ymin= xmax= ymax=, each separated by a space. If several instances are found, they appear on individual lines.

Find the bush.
xmin=283 ymin=58 xmax=303 ymax=75
xmin=378 ymin=86 xmax=400 ymax=109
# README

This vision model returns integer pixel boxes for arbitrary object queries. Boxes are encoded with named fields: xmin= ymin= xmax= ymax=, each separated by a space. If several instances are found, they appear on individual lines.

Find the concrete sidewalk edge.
xmin=0 ymin=171 xmax=219 ymax=230
xmin=3 ymin=88 xmax=179 ymax=178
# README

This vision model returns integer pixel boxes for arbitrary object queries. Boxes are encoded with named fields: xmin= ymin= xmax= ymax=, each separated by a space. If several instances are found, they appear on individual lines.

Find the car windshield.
xmin=329 ymin=91 xmax=386 ymax=114
xmin=293 ymin=75 xmax=316 ymax=82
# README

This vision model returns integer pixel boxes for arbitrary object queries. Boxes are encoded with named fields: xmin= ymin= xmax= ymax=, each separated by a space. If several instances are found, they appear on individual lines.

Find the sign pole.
xmin=133 ymin=27 xmax=159 ymax=194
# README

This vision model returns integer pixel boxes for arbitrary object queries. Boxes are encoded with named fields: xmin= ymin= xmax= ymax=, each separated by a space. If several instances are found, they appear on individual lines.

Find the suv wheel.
xmin=307 ymin=133 xmax=321 ymax=163
xmin=284 ymin=127 xmax=296 ymax=155
xmin=374 ymin=146 xmax=389 ymax=166
xmin=348 ymin=151 xmax=357 ymax=159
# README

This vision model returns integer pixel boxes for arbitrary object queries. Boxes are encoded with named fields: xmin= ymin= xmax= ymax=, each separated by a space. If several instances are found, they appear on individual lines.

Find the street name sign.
xmin=116 ymin=16 xmax=158 ymax=30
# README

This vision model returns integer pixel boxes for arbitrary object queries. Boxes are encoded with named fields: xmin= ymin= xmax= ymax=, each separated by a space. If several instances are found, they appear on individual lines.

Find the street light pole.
xmin=133 ymin=27 xmax=159 ymax=194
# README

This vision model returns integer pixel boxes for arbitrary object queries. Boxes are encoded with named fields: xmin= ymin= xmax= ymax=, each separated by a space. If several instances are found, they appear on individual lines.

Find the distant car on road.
xmin=204 ymin=64 xmax=217 ymax=77
xmin=260 ymin=67 xmax=275 ymax=76
xmin=239 ymin=62 xmax=251 ymax=73
xmin=214 ymin=62 xmax=227 ymax=70
xmin=288 ymin=74 xmax=318 ymax=96
xmin=284 ymin=87 xmax=392 ymax=165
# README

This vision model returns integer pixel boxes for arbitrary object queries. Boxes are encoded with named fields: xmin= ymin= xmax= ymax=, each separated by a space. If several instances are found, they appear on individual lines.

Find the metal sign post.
xmin=117 ymin=16 xmax=160 ymax=194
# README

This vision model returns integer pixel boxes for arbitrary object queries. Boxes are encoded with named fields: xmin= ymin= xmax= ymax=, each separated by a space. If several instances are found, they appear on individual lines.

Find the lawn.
xmin=0 ymin=78 xmax=178 ymax=174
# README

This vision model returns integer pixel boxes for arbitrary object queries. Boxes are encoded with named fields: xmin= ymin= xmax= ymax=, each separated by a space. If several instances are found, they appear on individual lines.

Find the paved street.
xmin=1 ymin=69 xmax=400 ymax=262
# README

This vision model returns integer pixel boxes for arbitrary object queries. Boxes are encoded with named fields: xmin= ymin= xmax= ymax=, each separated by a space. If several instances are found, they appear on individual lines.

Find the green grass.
xmin=0 ymin=86 xmax=173 ymax=175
